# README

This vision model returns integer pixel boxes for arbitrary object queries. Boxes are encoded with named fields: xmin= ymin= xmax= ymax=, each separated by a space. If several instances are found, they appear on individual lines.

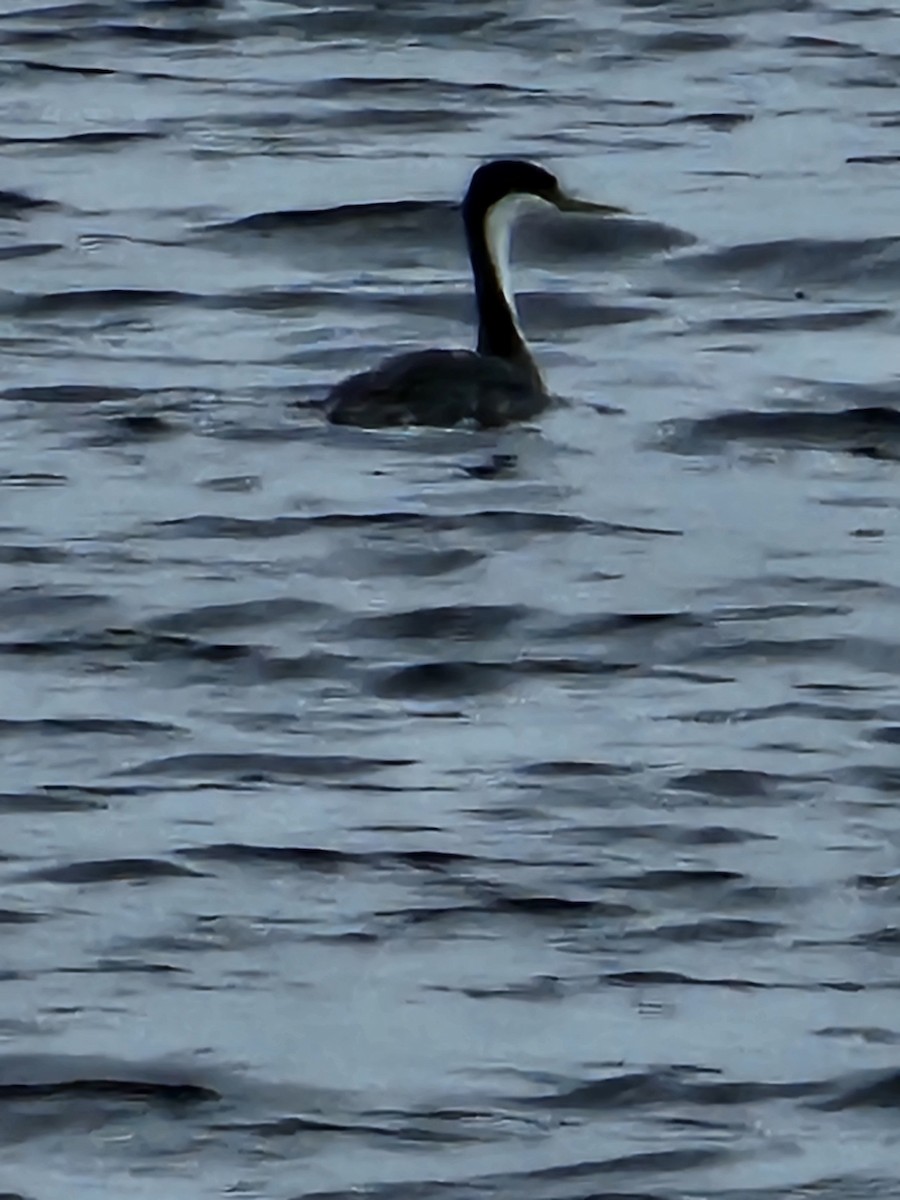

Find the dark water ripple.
xmin=2 ymin=0 xmax=900 ymax=1197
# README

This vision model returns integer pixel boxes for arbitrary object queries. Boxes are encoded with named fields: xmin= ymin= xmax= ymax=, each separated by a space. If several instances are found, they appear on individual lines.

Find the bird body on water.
xmin=325 ymin=159 xmax=623 ymax=429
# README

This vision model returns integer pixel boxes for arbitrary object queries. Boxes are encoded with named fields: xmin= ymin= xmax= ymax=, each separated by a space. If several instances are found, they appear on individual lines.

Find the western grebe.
xmin=325 ymin=159 xmax=624 ymax=429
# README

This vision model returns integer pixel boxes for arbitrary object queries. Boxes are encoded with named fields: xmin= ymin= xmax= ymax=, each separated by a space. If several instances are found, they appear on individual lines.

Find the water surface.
xmin=2 ymin=2 xmax=900 ymax=1198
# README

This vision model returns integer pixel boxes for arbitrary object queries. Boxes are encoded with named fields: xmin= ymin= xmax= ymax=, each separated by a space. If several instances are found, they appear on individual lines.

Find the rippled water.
xmin=3 ymin=1 xmax=900 ymax=1197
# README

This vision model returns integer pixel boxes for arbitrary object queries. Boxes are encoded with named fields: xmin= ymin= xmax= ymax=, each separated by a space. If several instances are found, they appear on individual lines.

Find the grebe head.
xmin=462 ymin=159 xmax=625 ymax=224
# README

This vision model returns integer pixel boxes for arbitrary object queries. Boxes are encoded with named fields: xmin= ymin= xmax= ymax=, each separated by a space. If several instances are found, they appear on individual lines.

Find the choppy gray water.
xmin=3 ymin=1 xmax=900 ymax=1197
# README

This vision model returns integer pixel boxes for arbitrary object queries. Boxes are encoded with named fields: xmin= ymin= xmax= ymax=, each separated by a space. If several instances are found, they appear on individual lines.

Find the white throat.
xmin=483 ymin=194 xmax=538 ymax=336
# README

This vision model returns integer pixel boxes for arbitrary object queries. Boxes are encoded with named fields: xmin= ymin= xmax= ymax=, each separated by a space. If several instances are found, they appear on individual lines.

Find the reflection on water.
xmin=2 ymin=1 xmax=900 ymax=1197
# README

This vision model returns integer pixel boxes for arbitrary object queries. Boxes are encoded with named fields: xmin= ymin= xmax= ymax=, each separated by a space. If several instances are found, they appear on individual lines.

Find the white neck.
xmin=484 ymin=195 xmax=532 ymax=337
